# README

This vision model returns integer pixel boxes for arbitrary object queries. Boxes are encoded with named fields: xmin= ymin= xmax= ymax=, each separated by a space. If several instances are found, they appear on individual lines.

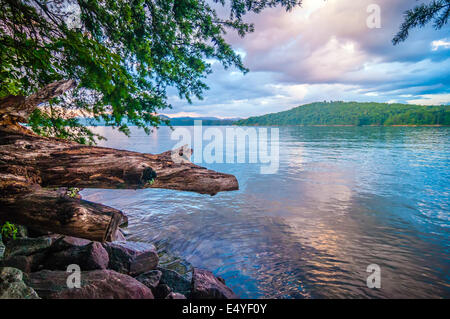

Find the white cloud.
xmin=431 ymin=39 xmax=450 ymax=51
xmin=408 ymin=94 xmax=450 ymax=105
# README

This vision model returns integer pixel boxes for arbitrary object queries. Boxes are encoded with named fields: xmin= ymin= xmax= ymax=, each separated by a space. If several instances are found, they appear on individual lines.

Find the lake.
xmin=81 ymin=126 xmax=449 ymax=298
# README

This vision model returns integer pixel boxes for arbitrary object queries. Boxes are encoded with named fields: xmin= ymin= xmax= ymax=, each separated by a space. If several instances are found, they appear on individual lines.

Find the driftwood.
xmin=0 ymin=81 xmax=238 ymax=242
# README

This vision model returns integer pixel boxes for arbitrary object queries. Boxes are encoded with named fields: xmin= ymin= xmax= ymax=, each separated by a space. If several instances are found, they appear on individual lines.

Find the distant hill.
xmin=159 ymin=115 xmax=239 ymax=126
xmin=235 ymin=101 xmax=450 ymax=126
xmin=77 ymin=116 xmax=240 ymax=126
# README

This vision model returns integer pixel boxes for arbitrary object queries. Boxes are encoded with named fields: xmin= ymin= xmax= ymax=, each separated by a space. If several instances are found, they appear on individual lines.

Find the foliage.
xmin=236 ymin=101 xmax=450 ymax=126
xmin=0 ymin=0 xmax=301 ymax=143
xmin=1 ymin=222 xmax=18 ymax=240
xmin=66 ymin=187 xmax=80 ymax=198
xmin=394 ymin=0 xmax=450 ymax=44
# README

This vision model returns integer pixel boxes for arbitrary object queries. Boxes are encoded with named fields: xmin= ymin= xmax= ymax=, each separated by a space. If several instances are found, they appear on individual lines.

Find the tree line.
xmin=236 ymin=102 xmax=450 ymax=126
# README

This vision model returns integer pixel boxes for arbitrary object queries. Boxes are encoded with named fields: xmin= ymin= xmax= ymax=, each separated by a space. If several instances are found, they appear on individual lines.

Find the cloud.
xmin=408 ymin=94 xmax=450 ymax=105
xmin=168 ymin=0 xmax=450 ymax=117
xmin=431 ymin=39 xmax=450 ymax=51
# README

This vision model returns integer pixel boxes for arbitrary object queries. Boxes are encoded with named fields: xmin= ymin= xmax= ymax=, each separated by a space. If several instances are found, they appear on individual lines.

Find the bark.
xmin=0 ymin=188 xmax=122 ymax=242
xmin=0 ymin=80 xmax=76 ymax=124
xmin=0 ymin=80 xmax=239 ymax=241
xmin=0 ymin=129 xmax=238 ymax=196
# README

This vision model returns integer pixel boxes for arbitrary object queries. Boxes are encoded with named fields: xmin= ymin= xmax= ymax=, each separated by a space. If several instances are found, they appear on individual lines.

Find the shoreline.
xmin=0 ymin=190 xmax=238 ymax=299
xmin=232 ymin=124 xmax=449 ymax=127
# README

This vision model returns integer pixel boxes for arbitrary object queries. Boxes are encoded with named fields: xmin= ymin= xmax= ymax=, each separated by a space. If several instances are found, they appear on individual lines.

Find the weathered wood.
xmin=0 ymin=80 xmax=76 ymax=124
xmin=0 ymin=188 xmax=122 ymax=242
xmin=0 ymin=126 xmax=238 ymax=241
xmin=0 ymin=129 xmax=238 ymax=195
xmin=0 ymin=80 xmax=238 ymax=242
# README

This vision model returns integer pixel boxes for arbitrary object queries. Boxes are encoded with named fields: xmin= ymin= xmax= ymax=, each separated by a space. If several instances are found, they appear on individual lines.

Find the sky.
xmin=164 ymin=0 xmax=450 ymax=119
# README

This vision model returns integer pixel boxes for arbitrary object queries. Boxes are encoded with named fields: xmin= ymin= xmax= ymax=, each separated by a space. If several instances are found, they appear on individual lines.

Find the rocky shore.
xmin=0 ymin=221 xmax=238 ymax=299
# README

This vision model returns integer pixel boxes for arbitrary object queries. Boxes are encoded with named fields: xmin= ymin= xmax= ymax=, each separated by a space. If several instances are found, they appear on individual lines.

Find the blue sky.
xmin=164 ymin=0 xmax=450 ymax=119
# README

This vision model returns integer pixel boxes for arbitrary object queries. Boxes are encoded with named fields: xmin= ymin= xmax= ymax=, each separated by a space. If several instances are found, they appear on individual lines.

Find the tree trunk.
xmin=0 ymin=80 xmax=239 ymax=242
xmin=1 ymin=188 xmax=122 ymax=242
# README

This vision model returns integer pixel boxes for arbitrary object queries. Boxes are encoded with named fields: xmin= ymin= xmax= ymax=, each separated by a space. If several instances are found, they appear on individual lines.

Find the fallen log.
xmin=0 ymin=80 xmax=239 ymax=242
xmin=1 ymin=188 xmax=122 ymax=242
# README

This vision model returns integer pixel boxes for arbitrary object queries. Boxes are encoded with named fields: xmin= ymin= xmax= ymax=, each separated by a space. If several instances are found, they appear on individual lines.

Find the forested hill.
xmin=235 ymin=102 xmax=450 ymax=126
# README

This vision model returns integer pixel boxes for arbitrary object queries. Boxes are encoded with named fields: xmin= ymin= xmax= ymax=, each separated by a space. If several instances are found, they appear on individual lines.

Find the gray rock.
xmin=191 ymin=268 xmax=238 ymax=299
xmin=0 ymin=267 xmax=39 ymax=299
xmin=25 ymin=269 xmax=154 ymax=299
xmin=4 ymin=237 xmax=54 ymax=258
xmin=135 ymin=270 xmax=162 ymax=291
xmin=158 ymin=267 xmax=191 ymax=297
xmin=43 ymin=242 xmax=109 ymax=271
xmin=103 ymin=241 xmax=158 ymax=276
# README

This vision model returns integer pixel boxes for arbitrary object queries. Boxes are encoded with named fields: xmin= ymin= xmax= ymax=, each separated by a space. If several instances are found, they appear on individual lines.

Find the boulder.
xmin=103 ymin=241 xmax=158 ymax=276
xmin=43 ymin=242 xmax=109 ymax=271
xmin=158 ymin=267 xmax=191 ymax=297
xmin=166 ymin=292 xmax=187 ymax=299
xmin=191 ymin=268 xmax=238 ymax=299
xmin=135 ymin=269 xmax=162 ymax=291
xmin=56 ymin=236 xmax=91 ymax=248
xmin=25 ymin=269 xmax=154 ymax=299
xmin=0 ymin=267 xmax=39 ymax=299
xmin=4 ymin=236 xmax=55 ymax=258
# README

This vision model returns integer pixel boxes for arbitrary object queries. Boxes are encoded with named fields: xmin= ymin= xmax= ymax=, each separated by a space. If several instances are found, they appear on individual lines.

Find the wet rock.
xmin=103 ymin=241 xmax=158 ymax=276
xmin=153 ymin=283 xmax=172 ymax=299
xmin=0 ymin=267 xmax=39 ymax=299
xmin=158 ymin=251 xmax=193 ymax=278
xmin=135 ymin=269 xmax=162 ymax=291
xmin=191 ymin=268 xmax=238 ymax=299
xmin=25 ymin=269 xmax=154 ymax=299
xmin=165 ymin=292 xmax=187 ymax=299
xmin=158 ymin=267 xmax=191 ymax=297
xmin=43 ymin=242 xmax=109 ymax=271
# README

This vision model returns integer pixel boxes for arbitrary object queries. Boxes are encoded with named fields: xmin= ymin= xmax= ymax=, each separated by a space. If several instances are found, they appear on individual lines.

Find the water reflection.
xmin=82 ymin=126 xmax=450 ymax=298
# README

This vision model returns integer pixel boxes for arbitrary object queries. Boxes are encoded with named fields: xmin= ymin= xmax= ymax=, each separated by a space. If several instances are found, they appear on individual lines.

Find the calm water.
xmin=82 ymin=126 xmax=449 ymax=298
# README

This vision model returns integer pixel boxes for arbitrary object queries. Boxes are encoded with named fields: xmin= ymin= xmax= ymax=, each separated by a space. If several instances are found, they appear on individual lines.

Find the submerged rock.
xmin=158 ymin=267 xmax=191 ymax=297
xmin=0 ymin=267 xmax=39 ymax=299
xmin=103 ymin=241 xmax=158 ymax=276
xmin=135 ymin=269 xmax=162 ymax=291
xmin=25 ymin=269 xmax=154 ymax=299
xmin=191 ymin=268 xmax=238 ymax=299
